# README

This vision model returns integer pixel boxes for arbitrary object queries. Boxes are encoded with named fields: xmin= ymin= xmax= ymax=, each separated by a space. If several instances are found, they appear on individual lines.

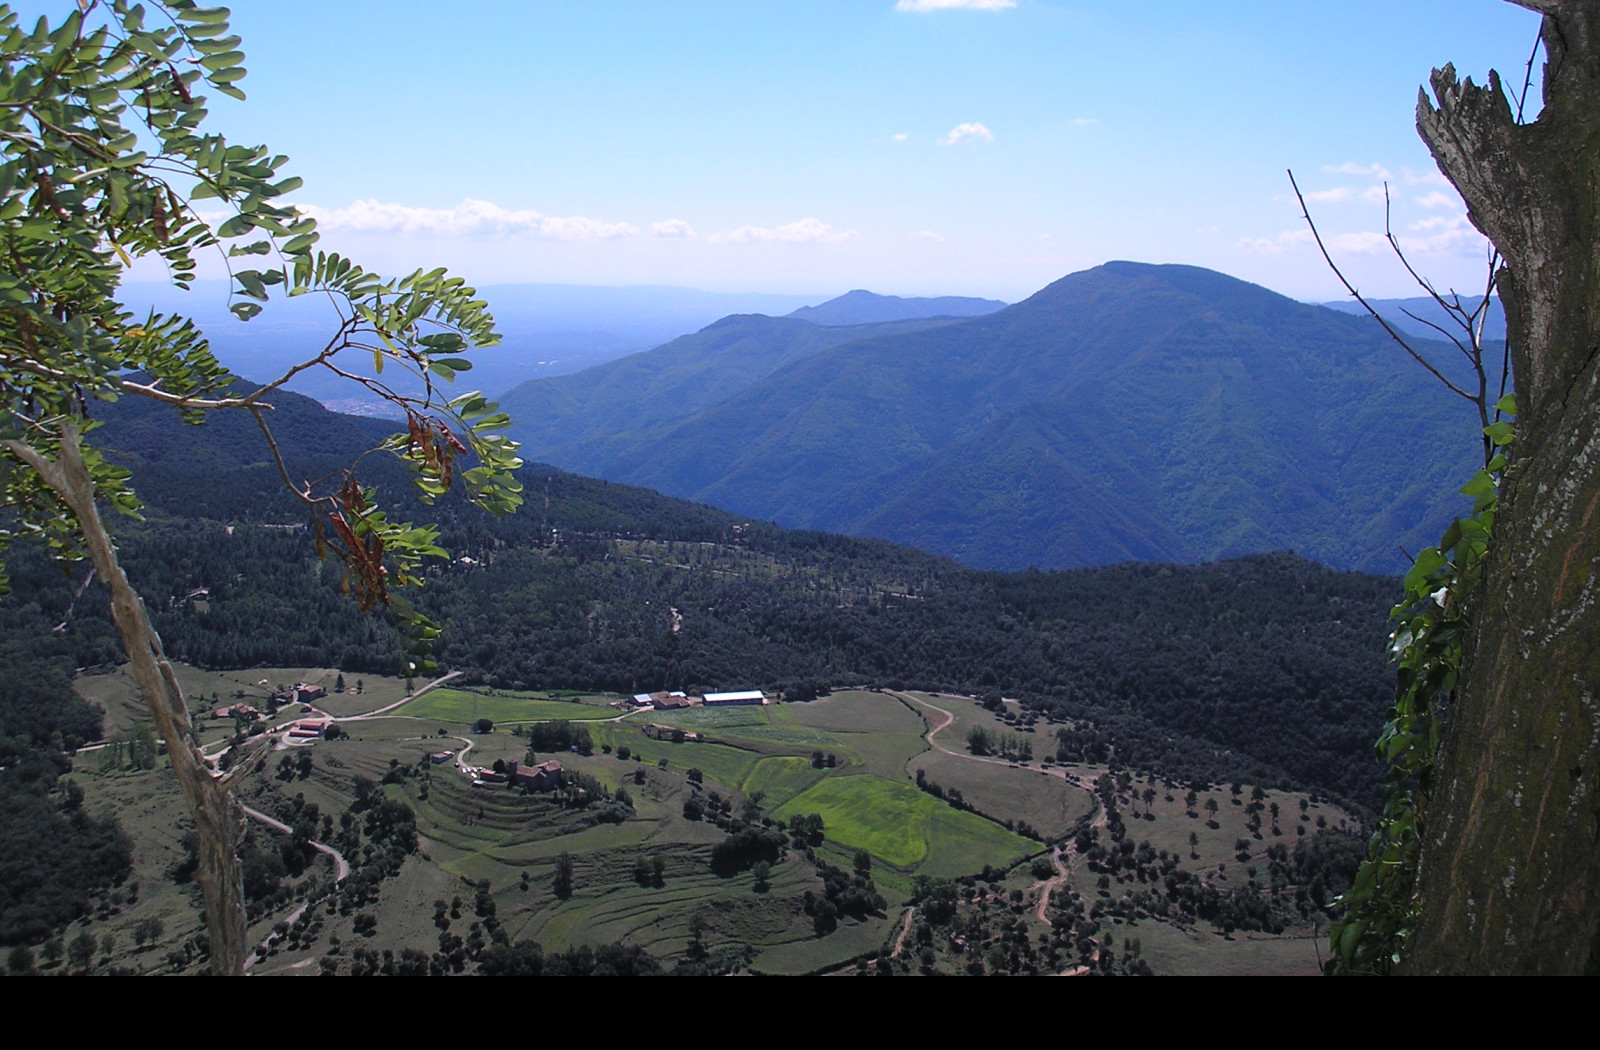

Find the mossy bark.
xmin=1405 ymin=0 xmax=1600 ymax=974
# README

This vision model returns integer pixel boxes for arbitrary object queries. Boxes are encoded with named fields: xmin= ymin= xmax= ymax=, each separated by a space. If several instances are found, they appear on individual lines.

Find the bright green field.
xmin=400 ymin=688 xmax=616 ymax=724
xmin=773 ymin=774 xmax=1033 ymax=873
xmin=740 ymin=755 xmax=828 ymax=809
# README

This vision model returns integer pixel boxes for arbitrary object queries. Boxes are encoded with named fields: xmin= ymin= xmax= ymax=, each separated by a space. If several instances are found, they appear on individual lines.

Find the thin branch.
xmin=1288 ymin=169 xmax=1476 ymax=403
xmin=1397 ymin=305 xmax=1476 ymax=363
xmin=1514 ymin=31 xmax=1543 ymax=123
xmin=116 ymin=377 xmax=257 ymax=410
xmin=1382 ymin=184 xmax=1486 ymax=360
xmin=249 ymin=405 xmax=314 ymax=504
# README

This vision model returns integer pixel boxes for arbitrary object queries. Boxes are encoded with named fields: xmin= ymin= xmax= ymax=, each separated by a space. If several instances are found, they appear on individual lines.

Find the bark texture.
xmin=1406 ymin=0 xmax=1600 ymax=974
xmin=3 ymin=423 xmax=251 ymax=976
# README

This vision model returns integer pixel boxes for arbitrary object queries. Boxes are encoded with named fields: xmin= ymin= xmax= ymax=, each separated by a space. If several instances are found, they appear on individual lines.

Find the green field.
xmin=639 ymin=704 xmax=772 ymax=730
xmin=67 ymin=664 xmax=1349 ymax=976
xmin=774 ymin=773 xmax=1032 ymax=873
xmin=400 ymin=688 xmax=618 ymax=724
xmin=775 ymin=691 xmax=929 ymax=777
xmin=909 ymin=750 xmax=1094 ymax=839
xmin=740 ymin=756 xmax=828 ymax=809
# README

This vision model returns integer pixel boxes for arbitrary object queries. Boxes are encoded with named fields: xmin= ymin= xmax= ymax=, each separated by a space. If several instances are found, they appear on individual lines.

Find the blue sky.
xmin=119 ymin=1 xmax=1548 ymax=300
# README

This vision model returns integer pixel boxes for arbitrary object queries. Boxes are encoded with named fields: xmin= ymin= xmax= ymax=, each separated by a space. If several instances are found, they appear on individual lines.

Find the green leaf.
xmin=216 ymin=214 xmax=254 ymax=238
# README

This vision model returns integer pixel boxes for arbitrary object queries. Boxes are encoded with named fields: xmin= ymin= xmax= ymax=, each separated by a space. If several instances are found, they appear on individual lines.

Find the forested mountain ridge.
xmin=785 ymin=289 xmax=1006 ymax=326
xmin=505 ymin=261 xmax=1480 ymax=575
xmin=497 ymin=313 xmax=965 ymax=458
xmin=3 ymin=386 xmax=1399 ymax=807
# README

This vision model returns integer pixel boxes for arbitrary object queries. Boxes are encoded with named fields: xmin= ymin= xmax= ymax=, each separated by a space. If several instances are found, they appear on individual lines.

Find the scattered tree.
xmin=553 ymin=853 xmax=575 ymax=899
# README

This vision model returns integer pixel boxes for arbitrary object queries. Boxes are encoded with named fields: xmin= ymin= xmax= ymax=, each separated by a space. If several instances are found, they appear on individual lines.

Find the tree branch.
xmin=1288 ymin=169 xmax=1476 ymax=403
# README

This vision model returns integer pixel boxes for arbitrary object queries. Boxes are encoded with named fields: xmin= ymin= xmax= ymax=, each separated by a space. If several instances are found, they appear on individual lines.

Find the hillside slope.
xmin=518 ymin=262 xmax=1479 ymax=573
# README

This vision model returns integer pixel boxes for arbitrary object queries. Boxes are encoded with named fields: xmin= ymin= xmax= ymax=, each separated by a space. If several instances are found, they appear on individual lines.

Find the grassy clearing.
xmin=590 ymin=725 xmax=767 ymax=790
xmin=741 ymin=756 xmax=828 ymax=809
xmin=776 ymin=775 xmax=936 ymax=868
xmin=920 ymin=805 xmax=1038 ymax=880
xmin=775 ymin=691 xmax=928 ymax=778
xmin=637 ymin=705 xmax=772 ymax=730
xmin=774 ymin=773 xmax=1032 ymax=878
xmin=1122 ymin=921 xmax=1323 ymax=976
xmin=909 ymin=750 xmax=1094 ymax=839
xmin=399 ymin=688 xmax=617 ymax=724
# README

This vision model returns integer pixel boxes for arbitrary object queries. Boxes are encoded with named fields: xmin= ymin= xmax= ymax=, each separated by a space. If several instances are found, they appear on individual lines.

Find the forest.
xmin=7 ymin=388 xmax=1399 ymax=810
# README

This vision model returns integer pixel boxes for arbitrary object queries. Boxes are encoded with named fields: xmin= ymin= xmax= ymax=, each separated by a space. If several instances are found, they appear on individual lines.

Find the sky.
xmin=81 ymin=0 xmax=1549 ymax=302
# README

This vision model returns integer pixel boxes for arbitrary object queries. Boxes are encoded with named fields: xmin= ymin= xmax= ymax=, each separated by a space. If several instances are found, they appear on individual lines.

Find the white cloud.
xmin=1305 ymin=187 xmax=1355 ymax=204
xmin=1238 ymin=229 xmax=1313 ymax=255
xmin=915 ymin=229 xmax=945 ymax=241
xmin=650 ymin=218 xmax=696 ymax=238
xmin=895 ymin=0 xmax=1016 ymax=11
xmin=939 ymin=121 xmax=994 ymax=146
xmin=1322 ymin=161 xmax=1392 ymax=180
xmin=1329 ymin=231 xmax=1388 ymax=254
xmin=892 ymin=132 xmax=909 ymax=141
xmin=301 ymin=198 xmax=640 ymax=239
xmin=714 ymin=217 xmax=860 ymax=244
xmin=1398 ymin=214 xmax=1484 ymax=254
xmin=1299 ymin=185 xmax=1386 ymax=205
xmin=1414 ymin=191 xmax=1459 ymax=209
xmin=1402 ymin=166 xmax=1450 ymax=186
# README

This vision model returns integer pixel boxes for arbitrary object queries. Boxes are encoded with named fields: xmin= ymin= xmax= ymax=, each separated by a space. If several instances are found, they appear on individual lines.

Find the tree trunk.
xmin=1405 ymin=0 xmax=1600 ymax=974
xmin=4 ymin=422 xmax=250 ymax=975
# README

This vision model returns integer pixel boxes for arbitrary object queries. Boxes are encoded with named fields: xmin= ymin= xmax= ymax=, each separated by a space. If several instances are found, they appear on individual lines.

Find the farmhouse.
xmin=213 ymin=704 xmax=261 ymax=722
xmin=633 ymin=690 xmax=690 ymax=708
xmin=703 ymin=690 xmax=766 ymax=707
xmin=509 ymin=759 xmax=563 ymax=791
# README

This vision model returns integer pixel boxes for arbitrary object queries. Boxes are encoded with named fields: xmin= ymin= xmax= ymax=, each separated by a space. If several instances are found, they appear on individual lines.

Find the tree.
xmin=67 ymin=930 xmax=95 ymax=973
xmin=553 ymin=853 xmax=575 ymax=899
xmin=1396 ymin=1 xmax=1600 ymax=974
xmin=0 ymin=4 xmax=521 ymax=974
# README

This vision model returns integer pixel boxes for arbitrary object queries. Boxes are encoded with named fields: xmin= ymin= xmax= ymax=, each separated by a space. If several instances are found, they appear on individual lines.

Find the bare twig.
xmin=1288 ymin=168 xmax=1476 ymax=403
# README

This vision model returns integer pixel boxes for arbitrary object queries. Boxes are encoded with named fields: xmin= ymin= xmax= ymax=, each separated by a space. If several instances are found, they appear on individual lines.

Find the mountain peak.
xmin=786 ymin=289 xmax=1006 ymax=326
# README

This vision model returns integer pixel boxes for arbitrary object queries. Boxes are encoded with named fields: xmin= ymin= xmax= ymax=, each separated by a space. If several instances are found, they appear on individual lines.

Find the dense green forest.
xmin=3 ymin=385 xmax=1400 ymax=809
xmin=0 ymin=609 xmax=132 ymax=948
xmin=0 ymin=386 xmax=1404 ymax=959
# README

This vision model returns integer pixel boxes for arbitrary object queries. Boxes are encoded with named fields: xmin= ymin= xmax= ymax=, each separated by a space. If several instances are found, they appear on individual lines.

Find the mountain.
xmin=785 ymin=289 xmax=1006 ymax=326
xmin=506 ymin=262 xmax=1482 ymax=574
xmin=496 ymin=313 xmax=967 ymax=458
xmin=115 ymin=281 xmax=826 ymax=412
xmin=1319 ymin=294 xmax=1506 ymax=343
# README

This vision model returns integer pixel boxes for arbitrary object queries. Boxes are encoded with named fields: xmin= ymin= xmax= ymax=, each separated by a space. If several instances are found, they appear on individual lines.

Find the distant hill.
xmin=496 ymin=313 xmax=966 ymax=458
xmin=786 ymin=289 xmax=1006 ymax=326
xmin=507 ymin=261 xmax=1482 ymax=574
xmin=115 ymin=281 xmax=826 ymax=411
xmin=1318 ymin=294 xmax=1505 ymax=343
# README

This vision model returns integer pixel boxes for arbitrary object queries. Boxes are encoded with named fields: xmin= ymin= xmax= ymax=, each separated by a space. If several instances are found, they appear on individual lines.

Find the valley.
xmin=62 ymin=665 xmax=1356 ymax=976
